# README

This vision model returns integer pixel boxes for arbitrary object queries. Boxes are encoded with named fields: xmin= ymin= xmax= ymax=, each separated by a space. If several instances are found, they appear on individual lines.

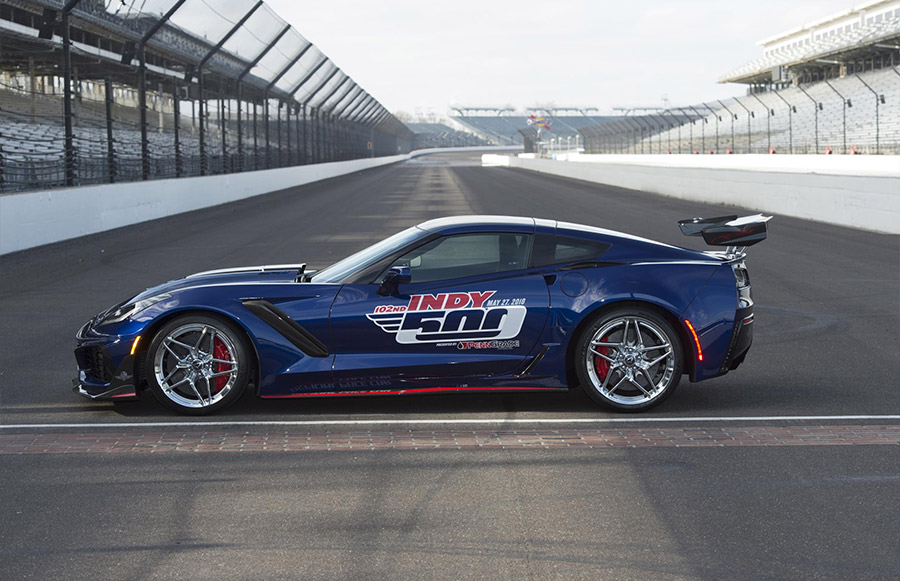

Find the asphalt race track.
xmin=1 ymin=153 xmax=898 ymax=579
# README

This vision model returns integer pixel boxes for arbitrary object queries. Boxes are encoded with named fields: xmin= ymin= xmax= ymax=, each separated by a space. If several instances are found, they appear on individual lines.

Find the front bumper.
xmin=73 ymin=320 xmax=141 ymax=401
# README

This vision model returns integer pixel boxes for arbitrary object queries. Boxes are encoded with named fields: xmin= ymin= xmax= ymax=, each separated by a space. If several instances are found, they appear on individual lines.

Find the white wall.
xmin=0 ymin=146 xmax=520 ymax=256
xmin=488 ymin=154 xmax=900 ymax=234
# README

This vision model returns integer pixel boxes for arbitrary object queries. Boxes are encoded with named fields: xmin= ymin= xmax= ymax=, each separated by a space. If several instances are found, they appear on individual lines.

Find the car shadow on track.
xmin=97 ymin=379 xmax=794 ymax=420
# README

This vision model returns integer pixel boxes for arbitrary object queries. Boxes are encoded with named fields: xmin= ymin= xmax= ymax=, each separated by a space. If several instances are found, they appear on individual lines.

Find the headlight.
xmin=99 ymin=293 xmax=171 ymax=324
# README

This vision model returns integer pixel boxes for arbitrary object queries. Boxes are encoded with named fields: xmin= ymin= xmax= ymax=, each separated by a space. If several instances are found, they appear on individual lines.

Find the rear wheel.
xmin=576 ymin=308 xmax=683 ymax=412
xmin=145 ymin=315 xmax=250 ymax=415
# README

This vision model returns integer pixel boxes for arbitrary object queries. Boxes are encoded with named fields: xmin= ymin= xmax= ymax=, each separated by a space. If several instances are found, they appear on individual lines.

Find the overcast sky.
xmin=266 ymin=0 xmax=857 ymax=117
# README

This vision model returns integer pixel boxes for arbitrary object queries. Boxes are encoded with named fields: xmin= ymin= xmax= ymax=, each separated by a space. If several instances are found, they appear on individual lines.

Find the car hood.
xmin=131 ymin=264 xmax=314 ymax=301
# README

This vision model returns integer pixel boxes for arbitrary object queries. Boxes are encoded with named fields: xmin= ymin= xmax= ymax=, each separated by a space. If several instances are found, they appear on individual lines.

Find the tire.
xmin=144 ymin=314 xmax=251 ymax=415
xmin=576 ymin=307 xmax=683 ymax=412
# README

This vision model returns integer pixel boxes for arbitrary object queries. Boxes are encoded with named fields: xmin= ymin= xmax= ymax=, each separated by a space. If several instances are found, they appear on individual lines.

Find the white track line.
xmin=1 ymin=415 xmax=899 ymax=430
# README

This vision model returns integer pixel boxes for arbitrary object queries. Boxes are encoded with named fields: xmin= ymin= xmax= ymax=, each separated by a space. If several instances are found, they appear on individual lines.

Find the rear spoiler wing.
xmin=678 ymin=214 xmax=772 ymax=257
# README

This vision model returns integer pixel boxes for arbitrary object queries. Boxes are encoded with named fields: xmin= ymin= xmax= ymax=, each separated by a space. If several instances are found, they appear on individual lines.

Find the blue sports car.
xmin=74 ymin=214 xmax=770 ymax=415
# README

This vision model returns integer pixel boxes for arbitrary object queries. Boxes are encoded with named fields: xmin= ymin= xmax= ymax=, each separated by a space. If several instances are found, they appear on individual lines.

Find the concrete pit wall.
xmin=482 ymin=154 xmax=900 ymax=235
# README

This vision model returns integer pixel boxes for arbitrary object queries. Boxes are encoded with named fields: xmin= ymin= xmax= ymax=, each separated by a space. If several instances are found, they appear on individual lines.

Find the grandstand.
xmin=0 ymin=0 xmax=413 ymax=194
xmin=450 ymin=107 xmax=621 ymax=148
xmin=579 ymin=0 xmax=900 ymax=155
xmin=405 ymin=122 xmax=489 ymax=149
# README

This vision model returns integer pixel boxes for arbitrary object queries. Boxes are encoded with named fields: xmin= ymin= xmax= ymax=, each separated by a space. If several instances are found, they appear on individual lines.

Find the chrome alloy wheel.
xmin=585 ymin=316 xmax=676 ymax=407
xmin=152 ymin=323 xmax=239 ymax=409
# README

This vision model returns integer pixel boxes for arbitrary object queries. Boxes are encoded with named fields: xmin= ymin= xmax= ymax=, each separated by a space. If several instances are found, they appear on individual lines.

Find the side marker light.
xmin=684 ymin=320 xmax=703 ymax=362
xmin=130 ymin=335 xmax=141 ymax=356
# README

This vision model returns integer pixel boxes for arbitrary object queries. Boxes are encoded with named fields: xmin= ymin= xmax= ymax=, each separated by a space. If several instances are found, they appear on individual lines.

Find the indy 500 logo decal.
xmin=367 ymin=291 xmax=526 ymax=344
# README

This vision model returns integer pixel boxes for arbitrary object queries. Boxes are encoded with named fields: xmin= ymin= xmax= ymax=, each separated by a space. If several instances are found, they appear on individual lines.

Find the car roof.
xmin=417 ymin=215 xmax=539 ymax=233
xmin=416 ymin=215 xmax=683 ymax=252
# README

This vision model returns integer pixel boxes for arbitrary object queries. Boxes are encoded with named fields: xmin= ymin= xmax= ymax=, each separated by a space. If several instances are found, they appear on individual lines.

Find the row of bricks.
xmin=1 ymin=425 xmax=897 ymax=454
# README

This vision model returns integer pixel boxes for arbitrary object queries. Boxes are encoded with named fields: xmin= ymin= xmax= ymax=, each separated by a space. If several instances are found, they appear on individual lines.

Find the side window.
xmin=531 ymin=234 xmax=611 ymax=267
xmin=384 ymin=233 xmax=531 ymax=284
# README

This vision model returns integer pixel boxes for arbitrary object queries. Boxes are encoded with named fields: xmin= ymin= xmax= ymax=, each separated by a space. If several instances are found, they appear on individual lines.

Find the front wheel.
xmin=144 ymin=315 xmax=251 ymax=415
xmin=576 ymin=308 xmax=683 ymax=412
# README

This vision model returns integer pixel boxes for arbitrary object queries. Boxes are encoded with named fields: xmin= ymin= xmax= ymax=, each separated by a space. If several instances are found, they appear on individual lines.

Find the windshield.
xmin=310 ymin=226 xmax=429 ymax=283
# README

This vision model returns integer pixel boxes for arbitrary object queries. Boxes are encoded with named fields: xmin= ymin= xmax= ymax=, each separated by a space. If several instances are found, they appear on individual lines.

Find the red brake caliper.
xmin=594 ymin=333 xmax=610 ymax=381
xmin=213 ymin=337 xmax=230 ymax=393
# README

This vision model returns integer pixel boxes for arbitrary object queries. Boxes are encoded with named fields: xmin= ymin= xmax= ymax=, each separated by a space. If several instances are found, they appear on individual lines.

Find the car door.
xmin=329 ymin=232 xmax=550 ymax=390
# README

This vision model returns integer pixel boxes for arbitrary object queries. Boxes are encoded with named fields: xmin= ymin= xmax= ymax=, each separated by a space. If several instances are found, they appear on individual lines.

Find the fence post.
xmin=702 ymin=103 xmax=719 ymax=153
xmin=104 ymin=78 xmax=115 ymax=182
xmin=717 ymin=100 xmax=738 ymax=154
xmin=295 ymin=105 xmax=301 ymax=164
xmin=772 ymin=90 xmax=793 ymax=154
xmin=796 ymin=85 xmax=819 ymax=154
xmin=198 ymin=71 xmax=206 ymax=175
xmin=286 ymin=102 xmax=292 ymax=165
xmin=749 ymin=93 xmax=771 ymax=152
xmin=823 ymin=80 xmax=848 ymax=154
xmin=264 ymin=94 xmax=271 ymax=169
xmin=301 ymin=103 xmax=308 ymax=164
xmin=61 ymin=1 xmax=83 ymax=187
xmin=137 ymin=46 xmax=150 ymax=180
xmin=219 ymin=96 xmax=227 ymax=173
xmin=733 ymin=98 xmax=753 ymax=153
xmin=276 ymin=101 xmax=282 ymax=167
xmin=172 ymin=80 xmax=181 ymax=177
xmin=252 ymin=100 xmax=258 ymax=170
xmin=855 ymin=75 xmax=881 ymax=154
xmin=236 ymin=83 xmax=243 ymax=172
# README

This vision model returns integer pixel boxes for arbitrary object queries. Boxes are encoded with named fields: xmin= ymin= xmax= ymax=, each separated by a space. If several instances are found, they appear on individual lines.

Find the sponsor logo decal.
xmin=367 ymin=291 xmax=527 ymax=344
xmin=457 ymin=340 xmax=520 ymax=350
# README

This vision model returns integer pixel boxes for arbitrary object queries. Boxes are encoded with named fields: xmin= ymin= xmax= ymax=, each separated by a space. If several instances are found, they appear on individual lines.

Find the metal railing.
xmin=578 ymin=68 xmax=900 ymax=155
xmin=0 ymin=0 xmax=412 ymax=194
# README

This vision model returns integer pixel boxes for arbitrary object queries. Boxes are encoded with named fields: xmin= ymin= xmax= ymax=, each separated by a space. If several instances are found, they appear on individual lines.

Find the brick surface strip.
xmin=1 ymin=425 xmax=898 ymax=454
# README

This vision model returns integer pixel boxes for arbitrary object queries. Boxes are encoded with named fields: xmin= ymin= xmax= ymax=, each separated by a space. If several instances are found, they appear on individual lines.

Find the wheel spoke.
xmin=591 ymin=340 xmax=621 ymax=347
xmin=160 ymin=366 xmax=180 ymax=385
xmin=622 ymin=318 xmax=631 ymax=345
xmin=186 ymin=378 xmax=206 ymax=406
xmin=206 ymin=369 xmax=236 ymax=379
xmin=166 ymin=336 xmax=195 ymax=352
xmin=599 ymin=364 xmax=620 ymax=390
xmin=204 ymin=376 xmax=214 ymax=401
xmin=645 ymin=350 xmax=672 ymax=368
xmin=163 ymin=341 xmax=186 ymax=360
xmin=607 ymin=374 xmax=628 ymax=396
xmin=210 ymin=358 xmax=237 ymax=366
xmin=629 ymin=373 xmax=652 ymax=398
xmin=633 ymin=319 xmax=645 ymax=348
xmin=163 ymin=376 xmax=189 ymax=393
xmin=589 ymin=347 xmax=616 ymax=362
xmin=193 ymin=326 xmax=208 ymax=350
xmin=640 ymin=343 xmax=670 ymax=352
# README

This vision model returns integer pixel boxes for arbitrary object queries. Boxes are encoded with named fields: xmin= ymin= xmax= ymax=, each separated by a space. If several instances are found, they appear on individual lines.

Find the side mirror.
xmin=378 ymin=265 xmax=411 ymax=296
